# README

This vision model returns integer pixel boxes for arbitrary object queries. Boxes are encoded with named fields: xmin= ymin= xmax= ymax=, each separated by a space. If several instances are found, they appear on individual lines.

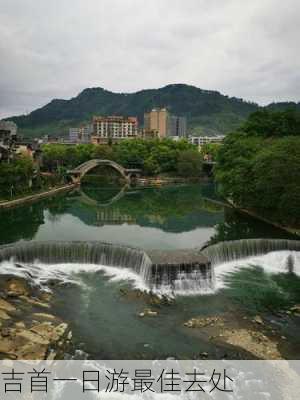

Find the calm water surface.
xmin=0 ymin=183 xmax=295 ymax=248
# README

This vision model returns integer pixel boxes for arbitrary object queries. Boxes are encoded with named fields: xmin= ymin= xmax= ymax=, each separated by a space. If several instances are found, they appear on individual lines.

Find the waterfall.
xmin=0 ymin=241 xmax=212 ymax=295
xmin=149 ymin=263 xmax=214 ymax=295
xmin=0 ymin=241 xmax=152 ymax=281
xmin=202 ymin=238 xmax=300 ymax=267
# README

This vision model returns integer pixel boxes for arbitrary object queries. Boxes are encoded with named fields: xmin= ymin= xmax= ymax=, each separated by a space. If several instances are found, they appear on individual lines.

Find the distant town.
xmin=0 ymin=108 xmax=225 ymax=165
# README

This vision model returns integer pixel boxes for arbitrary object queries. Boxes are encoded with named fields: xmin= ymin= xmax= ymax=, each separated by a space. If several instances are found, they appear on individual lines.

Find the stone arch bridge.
xmin=68 ymin=159 xmax=141 ymax=184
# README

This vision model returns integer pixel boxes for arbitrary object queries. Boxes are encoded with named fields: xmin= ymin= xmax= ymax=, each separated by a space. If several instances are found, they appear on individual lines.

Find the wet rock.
xmin=0 ymin=278 xmax=71 ymax=360
xmin=19 ymin=296 xmax=50 ymax=309
xmin=5 ymin=278 xmax=31 ymax=297
xmin=47 ymin=350 xmax=57 ymax=360
xmin=16 ymin=329 xmax=50 ymax=345
xmin=17 ymin=343 xmax=49 ymax=360
xmin=253 ymin=316 xmax=264 ymax=325
xmin=184 ymin=316 xmax=223 ymax=329
xmin=139 ymin=309 xmax=158 ymax=318
xmin=199 ymin=352 xmax=208 ymax=359
xmin=121 ymin=288 xmax=173 ymax=306
xmin=1 ymin=327 xmax=12 ymax=337
xmin=0 ymin=338 xmax=15 ymax=354
xmin=290 ymin=305 xmax=300 ymax=315
xmin=39 ymin=292 xmax=52 ymax=303
xmin=15 ymin=322 xmax=26 ymax=329
xmin=33 ymin=313 xmax=57 ymax=321
xmin=54 ymin=323 xmax=69 ymax=341
xmin=30 ymin=322 xmax=68 ymax=343
xmin=0 ymin=310 xmax=11 ymax=320
xmin=0 ymin=298 xmax=16 ymax=313
xmin=220 ymin=328 xmax=281 ymax=360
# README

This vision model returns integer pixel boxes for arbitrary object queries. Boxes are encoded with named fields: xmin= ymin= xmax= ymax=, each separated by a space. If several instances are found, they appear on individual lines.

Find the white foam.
xmin=0 ymin=260 xmax=149 ymax=292
xmin=0 ymin=250 xmax=299 ymax=296
xmin=214 ymin=250 xmax=300 ymax=290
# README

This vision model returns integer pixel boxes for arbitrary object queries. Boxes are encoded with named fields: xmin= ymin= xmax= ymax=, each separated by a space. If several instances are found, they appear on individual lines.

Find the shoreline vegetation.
xmin=229 ymin=201 xmax=300 ymax=238
xmin=214 ymin=109 xmax=300 ymax=231
xmin=0 ymin=184 xmax=77 ymax=209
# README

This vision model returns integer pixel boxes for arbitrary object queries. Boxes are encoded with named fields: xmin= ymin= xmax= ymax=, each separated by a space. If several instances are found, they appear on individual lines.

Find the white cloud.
xmin=0 ymin=0 xmax=299 ymax=117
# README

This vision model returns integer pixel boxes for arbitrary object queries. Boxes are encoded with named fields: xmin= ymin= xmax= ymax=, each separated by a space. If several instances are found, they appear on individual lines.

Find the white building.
xmin=69 ymin=125 xmax=92 ymax=143
xmin=189 ymin=135 xmax=225 ymax=149
xmin=91 ymin=116 xmax=138 ymax=144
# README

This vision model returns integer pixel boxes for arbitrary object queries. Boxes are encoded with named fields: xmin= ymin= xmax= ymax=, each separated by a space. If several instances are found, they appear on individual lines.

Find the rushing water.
xmin=0 ymin=183 xmax=299 ymax=359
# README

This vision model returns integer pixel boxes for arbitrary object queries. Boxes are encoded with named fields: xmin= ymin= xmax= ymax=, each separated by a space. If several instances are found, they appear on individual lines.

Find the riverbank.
xmin=0 ymin=276 xmax=72 ymax=359
xmin=202 ymin=195 xmax=300 ymax=238
xmin=0 ymin=184 xmax=78 ymax=210
xmin=227 ymin=200 xmax=300 ymax=238
xmin=0 ymin=273 xmax=299 ymax=360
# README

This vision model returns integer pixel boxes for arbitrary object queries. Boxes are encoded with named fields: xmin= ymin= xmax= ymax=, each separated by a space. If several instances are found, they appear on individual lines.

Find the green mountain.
xmin=5 ymin=84 xmax=300 ymax=138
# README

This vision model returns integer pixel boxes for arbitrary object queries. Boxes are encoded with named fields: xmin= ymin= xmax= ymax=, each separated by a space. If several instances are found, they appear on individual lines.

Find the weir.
xmin=2 ymin=239 xmax=299 ymax=294
xmin=202 ymin=238 xmax=300 ymax=267
xmin=0 ymin=241 xmax=212 ymax=293
xmin=147 ymin=249 xmax=213 ymax=292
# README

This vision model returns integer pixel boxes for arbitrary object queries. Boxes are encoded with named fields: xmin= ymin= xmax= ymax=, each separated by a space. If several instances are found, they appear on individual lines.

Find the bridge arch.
xmin=68 ymin=159 xmax=141 ymax=184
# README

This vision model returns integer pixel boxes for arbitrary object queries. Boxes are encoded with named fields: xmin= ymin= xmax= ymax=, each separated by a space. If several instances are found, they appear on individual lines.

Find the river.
xmin=0 ymin=183 xmax=296 ymax=248
xmin=0 ymin=183 xmax=299 ymax=359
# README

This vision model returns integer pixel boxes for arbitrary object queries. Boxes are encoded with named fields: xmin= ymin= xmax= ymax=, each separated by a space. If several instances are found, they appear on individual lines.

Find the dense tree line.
xmin=0 ymin=157 xmax=34 ymax=199
xmin=42 ymin=138 xmax=203 ymax=177
xmin=215 ymin=109 xmax=300 ymax=228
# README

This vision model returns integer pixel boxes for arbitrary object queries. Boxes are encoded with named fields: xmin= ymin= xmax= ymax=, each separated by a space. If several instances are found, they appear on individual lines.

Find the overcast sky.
xmin=1 ymin=0 xmax=300 ymax=118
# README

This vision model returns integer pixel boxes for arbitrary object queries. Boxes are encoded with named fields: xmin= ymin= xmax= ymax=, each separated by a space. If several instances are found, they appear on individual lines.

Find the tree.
xmin=0 ymin=156 xmax=35 ymax=199
xmin=251 ymin=137 xmax=300 ymax=226
xmin=215 ymin=109 xmax=300 ymax=228
xmin=241 ymin=109 xmax=300 ymax=137
xmin=201 ymin=143 xmax=221 ymax=161
xmin=177 ymin=150 xmax=203 ymax=177
xmin=144 ymin=157 xmax=161 ymax=175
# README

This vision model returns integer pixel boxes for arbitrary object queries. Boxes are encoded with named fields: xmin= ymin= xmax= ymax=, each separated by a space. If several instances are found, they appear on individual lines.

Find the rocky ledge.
xmin=183 ymin=309 xmax=300 ymax=360
xmin=0 ymin=276 xmax=72 ymax=360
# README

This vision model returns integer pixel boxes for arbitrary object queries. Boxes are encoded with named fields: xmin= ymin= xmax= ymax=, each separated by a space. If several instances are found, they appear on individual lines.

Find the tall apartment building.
xmin=144 ymin=108 xmax=169 ymax=138
xmin=144 ymin=108 xmax=187 ymax=138
xmin=169 ymin=116 xmax=187 ymax=137
xmin=91 ymin=116 xmax=138 ymax=144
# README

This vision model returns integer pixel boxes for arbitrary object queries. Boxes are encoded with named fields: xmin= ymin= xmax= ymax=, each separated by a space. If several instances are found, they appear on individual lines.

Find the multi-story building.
xmin=0 ymin=121 xmax=18 ymax=162
xmin=69 ymin=124 xmax=92 ymax=144
xmin=0 ymin=121 xmax=17 ymax=146
xmin=144 ymin=108 xmax=187 ymax=138
xmin=168 ymin=116 xmax=187 ymax=138
xmin=91 ymin=116 xmax=138 ymax=144
xmin=189 ymin=135 xmax=225 ymax=149
xmin=144 ymin=108 xmax=169 ymax=138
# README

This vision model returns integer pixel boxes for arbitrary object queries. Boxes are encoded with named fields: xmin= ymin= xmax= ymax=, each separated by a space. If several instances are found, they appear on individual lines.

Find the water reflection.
xmin=77 ymin=184 xmax=224 ymax=230
xmin=0 ymin=184 xmax=297 ymax=249
xmin=79 ymin=185 xmax=129 ymax=207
